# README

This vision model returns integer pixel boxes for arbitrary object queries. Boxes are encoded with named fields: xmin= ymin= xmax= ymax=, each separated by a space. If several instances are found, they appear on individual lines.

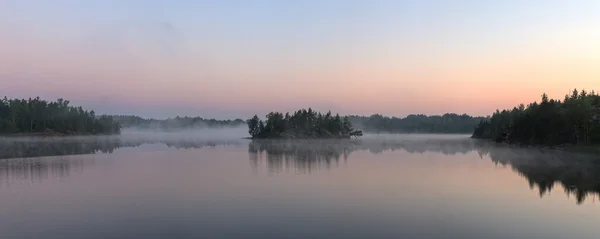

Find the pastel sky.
xmin=1 ymin=1 xmax=599 ymax=119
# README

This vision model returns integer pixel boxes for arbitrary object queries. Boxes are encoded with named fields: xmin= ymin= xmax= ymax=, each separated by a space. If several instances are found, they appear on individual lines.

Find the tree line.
xmin=247 ymin=108 xmax=363 ymax=139
xmin=0 ymin=97 xmax=120 ymax=135
xmin=348 ymin=113 xmax=485 ymax=133
xmin=472 ymin=89 xmax=600 ymax=146
xmin=111 ymin=115 xmax=246 ymax=130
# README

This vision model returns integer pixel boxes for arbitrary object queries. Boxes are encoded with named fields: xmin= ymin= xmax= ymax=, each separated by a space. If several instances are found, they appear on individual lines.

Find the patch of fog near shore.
xmin=359 ymin=133 xmax=471 ymax=141
xmin=0 ymin=129 xmax=473 ymax=146
xmin=119 ymin=126 xmax=250 ymax=141
xmin=0 ymin=126 xmax=250 ymax=144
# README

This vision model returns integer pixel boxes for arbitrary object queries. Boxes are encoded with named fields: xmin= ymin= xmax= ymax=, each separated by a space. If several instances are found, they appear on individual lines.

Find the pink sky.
xmin=1 ymin=1 xmax=599 ymax=119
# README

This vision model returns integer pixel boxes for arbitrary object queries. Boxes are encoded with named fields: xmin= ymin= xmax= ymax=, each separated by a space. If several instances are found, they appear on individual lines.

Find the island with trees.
xmin=246 ymin=108 xmax=363 ymax=139
xmin=472 ymin=89 xmax=600 ymax=146
xmin=0 ymin=97 xmax=121 ymax=136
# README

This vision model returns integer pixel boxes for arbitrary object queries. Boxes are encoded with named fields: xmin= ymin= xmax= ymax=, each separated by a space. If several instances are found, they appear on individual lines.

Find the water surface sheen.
xmin=1 ymin=135 xmax=599 ymax=239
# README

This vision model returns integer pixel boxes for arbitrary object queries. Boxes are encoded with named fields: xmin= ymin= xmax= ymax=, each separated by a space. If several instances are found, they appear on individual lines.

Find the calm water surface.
xmin=0 ymin=135 xmax=599 ymax=238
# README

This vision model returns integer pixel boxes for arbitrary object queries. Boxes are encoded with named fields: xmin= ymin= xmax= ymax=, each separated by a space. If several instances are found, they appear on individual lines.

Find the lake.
xmin=0 ymin=134 xmax=599 ymax=238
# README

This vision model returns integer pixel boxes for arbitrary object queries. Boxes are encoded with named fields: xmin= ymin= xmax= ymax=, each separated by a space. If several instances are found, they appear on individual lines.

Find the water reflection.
xmin=484 ymin=148 xmax=600 ymax=204
xmin=1 ymin=137 xmax=599 ymax=204
xmin=0 ymin=157 xmax=91 ymax=187
xmin=0 ymin=138 xmax=123 ymax=159
xmin=0 ymin=138 xmax=243 ymax=187
xmin=248 ymin=139 xmax=355 ymax=174
xmin=248 ymin=139 xmax=600 ymax=204
xmin=248 ymin=138 xmax=481 ymax=173
xmin=0 ymin=137 xmax=243 ymax=159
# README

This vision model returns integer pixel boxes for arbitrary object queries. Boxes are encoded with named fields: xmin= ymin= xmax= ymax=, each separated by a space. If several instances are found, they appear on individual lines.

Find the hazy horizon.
xmin=2 ymin=1 xmax=599 ymax=119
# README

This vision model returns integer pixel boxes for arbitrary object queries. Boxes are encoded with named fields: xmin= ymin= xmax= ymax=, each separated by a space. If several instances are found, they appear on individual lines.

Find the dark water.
xmin=1 ymin=135 xmax=599 ymax=239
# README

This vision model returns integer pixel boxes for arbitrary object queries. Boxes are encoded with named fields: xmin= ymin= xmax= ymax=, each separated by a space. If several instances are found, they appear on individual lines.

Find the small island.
xmin=472 ymin=89 xmax=600 ymax=146
xmin=0 ymin=97 xmax=121 ymax=136
xmin=246 ymin=108 xmax=363 ymax=139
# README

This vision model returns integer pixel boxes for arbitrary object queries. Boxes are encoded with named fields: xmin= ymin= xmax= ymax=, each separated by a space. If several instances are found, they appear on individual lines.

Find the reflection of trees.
xmin=2 ymin=136 xmax=599 ymax=204
xmin=248 ymin=138 xmax=600 ymax=204
xmin=0 ymin=138 xmax=128 ymax=159
xmin=481 ymin=147 xmax=600 ymax=205
xmin=0 ymin=137 xmax=243 ymax=186
xmin=248 ymin=138 xmax=481 ymax=173
xmin=0 ymin=137 xmax=243 ymax=159
xmin=0 ymin=157 xmax=91 ymax=187
xmin=248 ymin=140 xmax=356 ymax=174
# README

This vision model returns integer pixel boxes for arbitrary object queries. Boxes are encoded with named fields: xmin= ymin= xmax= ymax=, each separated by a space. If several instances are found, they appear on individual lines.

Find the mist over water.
xmin=0 ymin=126 xmax=249 ymax=143
xmin=120 ymin=126 xmax=250 ymax=141
xmin=1 ymin=133 xmax=599 ymax=239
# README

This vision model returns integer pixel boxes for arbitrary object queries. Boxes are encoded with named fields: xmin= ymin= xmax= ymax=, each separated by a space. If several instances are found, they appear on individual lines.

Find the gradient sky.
xmin=1 ymin=1 xmax=599 ymax=119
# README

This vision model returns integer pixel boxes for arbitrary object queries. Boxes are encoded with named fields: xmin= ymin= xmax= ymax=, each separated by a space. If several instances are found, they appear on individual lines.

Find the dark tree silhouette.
xmin=348 ymin=113 xmax=485 ymax=133
xmin=0 ymin=97 xmax=120 ymax=135
xmin=247 ymin=108 xmax=363 ymax=139
xmin=472 ymin=89 xmax=600 ymax=146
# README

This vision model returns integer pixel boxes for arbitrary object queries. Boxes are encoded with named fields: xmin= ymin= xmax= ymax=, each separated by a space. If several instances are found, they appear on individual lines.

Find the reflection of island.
xmin=1 ymin=137 xmax=599 ymax=204
xmin=248 ymin=138 xmax=482 ymax=173
xmin=248 ymin=139 xmax=356 ymax=173
xmin=248 ymin=139 xmax=600 ymax=204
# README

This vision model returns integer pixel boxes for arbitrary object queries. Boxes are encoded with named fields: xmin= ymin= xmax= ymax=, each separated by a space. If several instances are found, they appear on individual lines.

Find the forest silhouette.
xmin=0 ymin=97 xmax=120 ymax=135
xmin=473 ymin=89 xmax=600 ymax=146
